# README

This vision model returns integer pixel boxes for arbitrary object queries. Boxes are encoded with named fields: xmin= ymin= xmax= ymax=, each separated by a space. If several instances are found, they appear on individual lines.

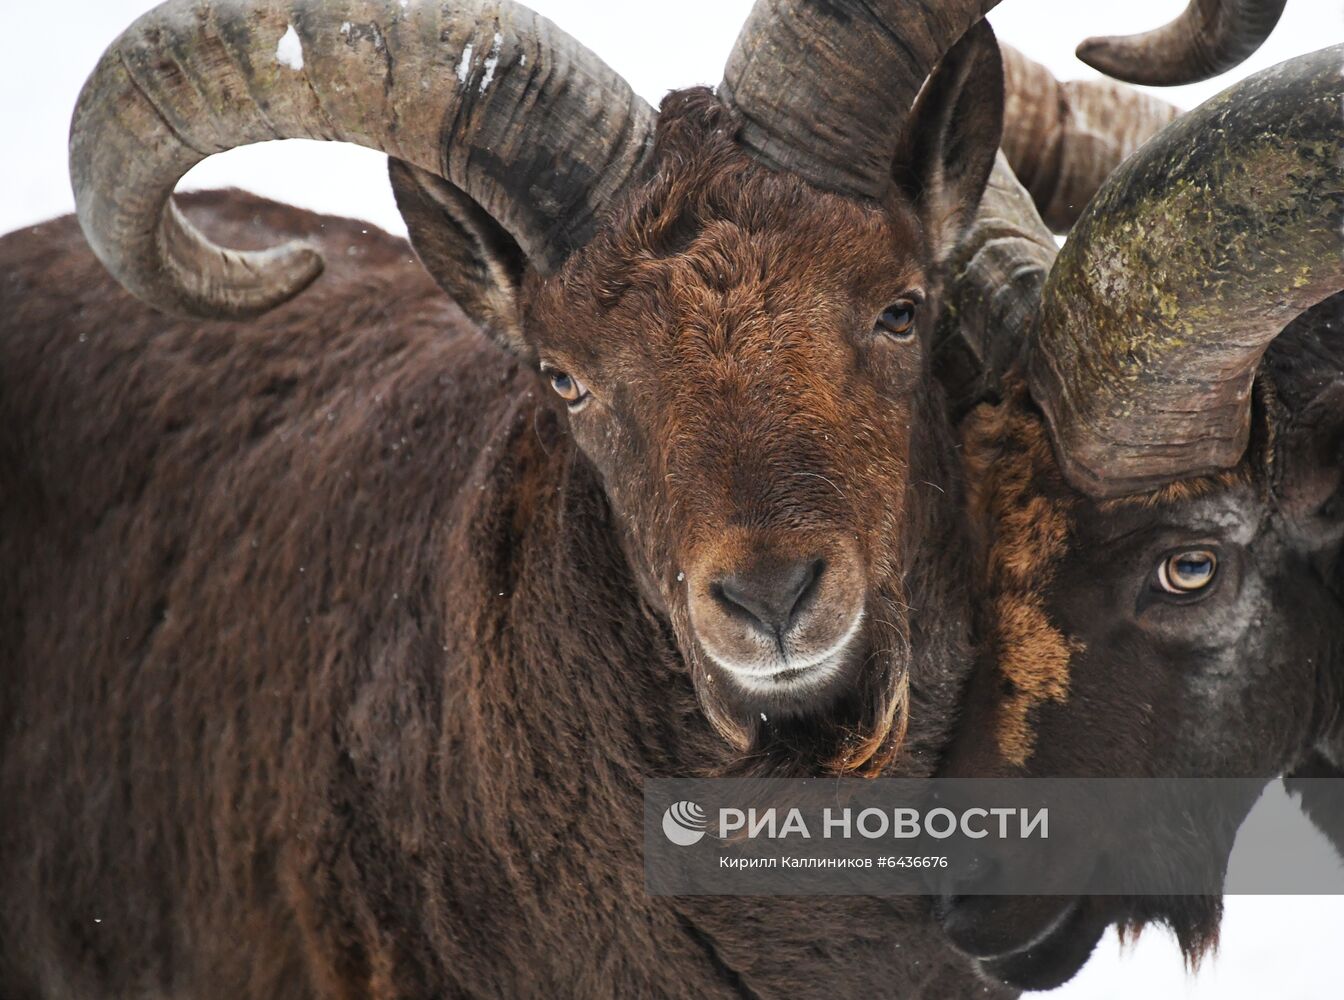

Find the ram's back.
xmin=0 ymin=190 xmax=534 ymax=998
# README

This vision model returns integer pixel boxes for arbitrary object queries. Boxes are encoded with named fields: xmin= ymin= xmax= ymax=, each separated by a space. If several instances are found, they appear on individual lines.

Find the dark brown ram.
xmin=935 ymin=43 xmax=1344 ymax=992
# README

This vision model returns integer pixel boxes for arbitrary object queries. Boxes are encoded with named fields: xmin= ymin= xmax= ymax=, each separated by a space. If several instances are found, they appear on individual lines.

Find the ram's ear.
xmin=1274 ymin=379 xmax=1344 ymax=550
xmin=388 ymin=158 xmax=532 ymax=360
xmin=892 ymin=20 xmax=1005 ymax=265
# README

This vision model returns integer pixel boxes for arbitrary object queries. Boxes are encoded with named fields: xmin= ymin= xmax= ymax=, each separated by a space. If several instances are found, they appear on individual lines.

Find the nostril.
xmin=711 ymin=557 xmax=826 ymax=637
xmin=793 ymin=558 xmax=824 ymax=614
xmin=710 ymin=579 xmax=759 ymax=627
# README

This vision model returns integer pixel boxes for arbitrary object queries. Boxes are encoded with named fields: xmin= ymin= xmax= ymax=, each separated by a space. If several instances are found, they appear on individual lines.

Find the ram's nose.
xmin=710 ymin=557 xmax=824 ymax=641
xmin=686 ymin=537 xmax=866 ymax=693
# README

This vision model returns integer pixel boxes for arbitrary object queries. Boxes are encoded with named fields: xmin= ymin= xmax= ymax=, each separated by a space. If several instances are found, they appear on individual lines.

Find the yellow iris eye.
xmin=547 ymin=370 xmax=589 ymax=406
xmin=876 ymin=300 xmax=918 ymax=339
xmin=1157 ymin=550 xmax=1218 ymax=594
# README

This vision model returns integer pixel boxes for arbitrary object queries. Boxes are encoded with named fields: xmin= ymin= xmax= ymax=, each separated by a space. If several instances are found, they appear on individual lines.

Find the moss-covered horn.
xmin=718 ymin=0 xmax=1001 ymax=199
xmin=1030 ymin=44 xmax=1344 ymax=498
xmin=1077 ymin=0 xmax=1286 ymax=86
xmin=69 ymin=0 xmax=654 ymax=320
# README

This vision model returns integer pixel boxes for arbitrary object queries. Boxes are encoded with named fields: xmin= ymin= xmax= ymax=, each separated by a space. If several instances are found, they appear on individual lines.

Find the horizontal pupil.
xmin=1172 ymin=554 xmax=1214 ymax=586
xmin=881 ymin=307 xmax=913 ymax=332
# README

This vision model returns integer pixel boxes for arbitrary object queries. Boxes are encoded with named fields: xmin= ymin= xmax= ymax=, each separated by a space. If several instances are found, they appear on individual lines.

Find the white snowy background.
xmin=3 ymin=2 xmax=1342 ymax=996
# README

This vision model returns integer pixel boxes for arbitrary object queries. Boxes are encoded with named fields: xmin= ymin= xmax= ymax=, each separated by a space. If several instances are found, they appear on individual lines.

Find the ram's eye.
xmin=875 ymin=300 xmax=919 ymax=340
xmin=1156 ymin=549 xmax=1218 ymax=594
xmin=546 ymin=370 xmax=590 ymax=409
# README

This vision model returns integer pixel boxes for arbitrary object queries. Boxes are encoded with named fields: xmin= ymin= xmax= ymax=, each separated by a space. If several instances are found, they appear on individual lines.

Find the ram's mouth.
xmin=708 ymin=611 xmax=868 ymax=707
xmin=949 ymin=897 xmax=1109 ymax=993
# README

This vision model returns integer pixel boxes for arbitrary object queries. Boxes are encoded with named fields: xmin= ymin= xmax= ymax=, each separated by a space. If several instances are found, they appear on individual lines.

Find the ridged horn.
xmin=1001 ymin=45 xmax=1182 ymax=234
xmin=1030 ymin=44 xmax=1344 ymax=498
xmin=1077 ymin=0 xmax=1287 ymax=86
xmin=719 ymin=0 xmax=1000 ymax=199
xmin=933 ymin=152 xmax=1058 ymax=413
xmin=69 ymin=0 xmax=654 ymax=319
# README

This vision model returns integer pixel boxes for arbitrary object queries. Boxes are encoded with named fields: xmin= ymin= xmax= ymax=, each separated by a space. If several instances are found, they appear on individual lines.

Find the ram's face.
xmin=937 ymin=392 xmax=1343 ymax=991
xmin=952 ymin=399 xmax=1330 ymax=776
xmin=525 ymin=123 xmax=936 ymax=758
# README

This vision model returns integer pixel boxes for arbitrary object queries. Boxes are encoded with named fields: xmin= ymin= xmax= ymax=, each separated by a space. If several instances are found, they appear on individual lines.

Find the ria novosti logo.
xmin=659 ymin=799 xmax=1049 ymax=846
xmin=662 ymin=800 xmax=708 ymax=846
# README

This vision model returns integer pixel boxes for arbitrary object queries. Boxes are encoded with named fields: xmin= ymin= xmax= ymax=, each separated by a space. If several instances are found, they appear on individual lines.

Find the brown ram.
xmin=0 ymin=0 xmax=1020 ymax=995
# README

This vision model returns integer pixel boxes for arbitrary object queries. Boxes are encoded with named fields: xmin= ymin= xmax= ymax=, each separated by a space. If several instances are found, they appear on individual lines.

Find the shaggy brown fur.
xmin=0 ymin=82 xmax=1009 ymax=997
xmin=959 ymin=388 xmax=1080 ymax=765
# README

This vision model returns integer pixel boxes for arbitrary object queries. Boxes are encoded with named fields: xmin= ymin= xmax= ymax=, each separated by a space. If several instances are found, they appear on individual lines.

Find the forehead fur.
xmin=533 ymin=88 xmax=924 ymax=360
xmin=1098 ymin=467 xmax=1255 ymax=513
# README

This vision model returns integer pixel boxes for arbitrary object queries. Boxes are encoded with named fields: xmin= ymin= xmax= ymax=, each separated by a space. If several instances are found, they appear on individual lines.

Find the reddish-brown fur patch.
xmin=962 ymin=388 xmax=1082 ymax=765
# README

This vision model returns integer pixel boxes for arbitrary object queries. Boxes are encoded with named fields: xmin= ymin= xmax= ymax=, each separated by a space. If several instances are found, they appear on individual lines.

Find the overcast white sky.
xmin=3 ymin=2 xmax=1343 ymax=997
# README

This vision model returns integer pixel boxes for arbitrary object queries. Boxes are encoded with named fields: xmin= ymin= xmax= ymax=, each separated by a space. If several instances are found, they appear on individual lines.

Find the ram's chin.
xmin=972 ymin=900 xmax=1109 ymax=992
xmin=708 ymin=618 xmax=866 ymax=714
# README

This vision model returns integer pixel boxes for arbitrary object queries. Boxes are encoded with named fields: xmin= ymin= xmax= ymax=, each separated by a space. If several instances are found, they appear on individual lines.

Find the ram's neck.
xmin=443 ymin=396 xmax=722 ymax=791
xmin=895 ymin=381 xmax=978 ymax=772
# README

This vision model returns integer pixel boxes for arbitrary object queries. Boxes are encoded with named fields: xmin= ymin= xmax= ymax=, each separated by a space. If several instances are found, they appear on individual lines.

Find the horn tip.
xmin=154 ymin=239 xmax=326 ymax=323
xmin=208 ymin=240 xmax=326 ymax=321
xmin=1073 ymin=35 xmax=1107 ymax=65
xmin=1075 ymin=36 xmax=1148 ymax=84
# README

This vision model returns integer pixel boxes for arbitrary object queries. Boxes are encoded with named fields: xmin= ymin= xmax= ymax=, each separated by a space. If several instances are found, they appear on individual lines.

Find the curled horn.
xmin=1000 ymin=45 xmax=1182 ymax=234
xmin=718 ymin=0 xmax=1001 ymax=199
xmin=1077 ymin=0 xmax=1287 ymax=86
xmin=1030 ymin=45 xmax=1344 ymax=498
xmin=69 ymin=0 xmax=654 ymax=320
